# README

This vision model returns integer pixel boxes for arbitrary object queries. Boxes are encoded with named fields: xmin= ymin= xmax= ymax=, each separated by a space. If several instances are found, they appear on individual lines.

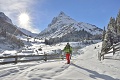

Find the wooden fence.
xmin=0 ymin=53 xmax=65 ymax=65
xmin=99 ymin=42 xmax=120 ymax=61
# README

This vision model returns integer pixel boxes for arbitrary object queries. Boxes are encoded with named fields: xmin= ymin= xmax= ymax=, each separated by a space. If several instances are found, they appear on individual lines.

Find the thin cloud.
xmin=0 ymin=0 xmax=44 ymax=33
xmin=0 ymin=0 xmax=34 ymax=16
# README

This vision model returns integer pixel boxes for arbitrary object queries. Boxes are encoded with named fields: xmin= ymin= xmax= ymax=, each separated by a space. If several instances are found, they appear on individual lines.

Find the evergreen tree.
xmin=101 ymin=9 xmax=120 ymax=56
xmin=107 ymin=17 xmax=116 ymax=33
xmin=101 ymin=38 xmax=108 ymax=52
xmin=102 ymin=26 xmax=106 ymax=41
xmin=116 ymin=10 xmax=120 ymax=34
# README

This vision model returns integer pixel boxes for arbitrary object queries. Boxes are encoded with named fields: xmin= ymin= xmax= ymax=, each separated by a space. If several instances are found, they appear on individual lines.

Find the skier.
xmin=63 ymin=43 xmax=72 ymax=64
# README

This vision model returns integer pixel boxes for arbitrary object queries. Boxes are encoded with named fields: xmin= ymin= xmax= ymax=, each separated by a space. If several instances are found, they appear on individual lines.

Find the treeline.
xmin=44 ymin=29 xmax=101 ymax=45
xmin=101 ymin=10 xmax=120 ymax=52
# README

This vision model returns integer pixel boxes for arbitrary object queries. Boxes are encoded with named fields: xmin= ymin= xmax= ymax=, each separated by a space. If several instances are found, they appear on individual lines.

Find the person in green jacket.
xmin=63 ymin=43 xmax=72 ymax=64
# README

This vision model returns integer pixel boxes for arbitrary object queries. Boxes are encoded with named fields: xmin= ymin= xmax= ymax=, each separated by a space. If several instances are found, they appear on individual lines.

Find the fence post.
xmin=113 ymin=45 xmax=115 ymax=55
xmin=15 ymin=55 xmax=18 ymax=64
xmin=102 ymin=51 xmax=106 ymax=60
xmin=44 ymin=52 xmax=47 ymax=61
xmin=102 ymin=54 xmax=104 ymax=60
xmin=61 ymin=50 xmax=64 ymax=60
xmin=98 ymin=52 xmax=101 ymax=61
xmin=61 ymin=54 xmax=64 ymax=60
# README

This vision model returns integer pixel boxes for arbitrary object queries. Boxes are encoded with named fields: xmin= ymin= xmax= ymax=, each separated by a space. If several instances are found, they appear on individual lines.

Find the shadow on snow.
xmin=71 ymin=63 xmax=119 ymax=80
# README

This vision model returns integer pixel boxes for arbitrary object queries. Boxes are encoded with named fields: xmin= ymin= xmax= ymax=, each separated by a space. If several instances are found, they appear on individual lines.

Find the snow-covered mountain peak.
xmin=57 ymin=11 xmax=76 ymax=22
xmin=58 ymin=11 xmax=66 ymax=16
xmin=57 ymin=11 xmax=72 ymax=19
xmin=39 ymin=12 xmax=103 ymax=39
xmin=0 ymin=12 xmax=12 ymax=24
xmin=0 ymin=12 xmax=5 ymax=17
xmin=48 ymin=11 xmax=76 ymax=28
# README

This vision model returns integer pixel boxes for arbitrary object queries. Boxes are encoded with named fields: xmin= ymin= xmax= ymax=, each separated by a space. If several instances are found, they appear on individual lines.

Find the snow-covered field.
xmin=0 ymin=41 xmax=120 ymax=80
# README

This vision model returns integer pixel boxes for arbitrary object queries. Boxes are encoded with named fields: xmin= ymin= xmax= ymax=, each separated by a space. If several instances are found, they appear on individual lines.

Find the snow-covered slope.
xmin=38 ymin=11 xmax=103 ymax=38
xmin=0 ymin=12 xmax=12 ymax=24
xmin=0 ymin=12 xmax=37 ymax=37
xmin=18 ymin=27 xmax=38 ymax=37
xmin=0 ymin=42 xmax=120 ymax=80
xmin=0 ymin=12 xmax=27 ymax=50
xmin=0 ymin=12 xmax=26 ymax=35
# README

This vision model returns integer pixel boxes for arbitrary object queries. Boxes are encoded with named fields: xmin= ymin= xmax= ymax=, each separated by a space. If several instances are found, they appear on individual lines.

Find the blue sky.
xmin=0 ymin=0 xmax=120 ymax=33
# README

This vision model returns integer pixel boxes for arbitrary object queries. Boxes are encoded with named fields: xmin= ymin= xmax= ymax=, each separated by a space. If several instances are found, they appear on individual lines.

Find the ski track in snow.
xmin=0 ymin=42 xmax=120 ymax=80
xmin=0 ymin=61 xmax=70 ymax=80
xmin=0 ymin=63 xmax=39 ymax=80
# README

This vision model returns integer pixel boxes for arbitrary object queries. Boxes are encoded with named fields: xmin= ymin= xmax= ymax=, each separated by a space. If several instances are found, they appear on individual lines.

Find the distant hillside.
xmin=18 ymin=27 xmax=38 ymax=37
xmin=0 ymin=12 xmax=26 ymax=36
xmin=0 ymin=12 xmax=25 ymax=49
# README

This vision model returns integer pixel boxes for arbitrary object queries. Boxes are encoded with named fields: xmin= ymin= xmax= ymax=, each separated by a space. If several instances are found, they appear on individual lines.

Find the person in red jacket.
xmin=63 ymin=43 xmax=72 ymax=64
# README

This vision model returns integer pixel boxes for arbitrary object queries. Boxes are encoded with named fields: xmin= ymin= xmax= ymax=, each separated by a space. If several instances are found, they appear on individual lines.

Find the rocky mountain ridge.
xmin=38 ymin=11 xmax=103 ymax=39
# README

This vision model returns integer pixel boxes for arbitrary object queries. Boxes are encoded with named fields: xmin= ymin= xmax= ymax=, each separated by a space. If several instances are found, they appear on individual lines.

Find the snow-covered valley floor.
xmin=0 ymin=42 xmax=120 ymax=80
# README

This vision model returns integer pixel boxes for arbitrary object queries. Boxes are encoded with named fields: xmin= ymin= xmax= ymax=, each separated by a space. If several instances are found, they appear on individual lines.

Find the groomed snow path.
xmin=0 ymin=42 xmax=120 ymax=80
